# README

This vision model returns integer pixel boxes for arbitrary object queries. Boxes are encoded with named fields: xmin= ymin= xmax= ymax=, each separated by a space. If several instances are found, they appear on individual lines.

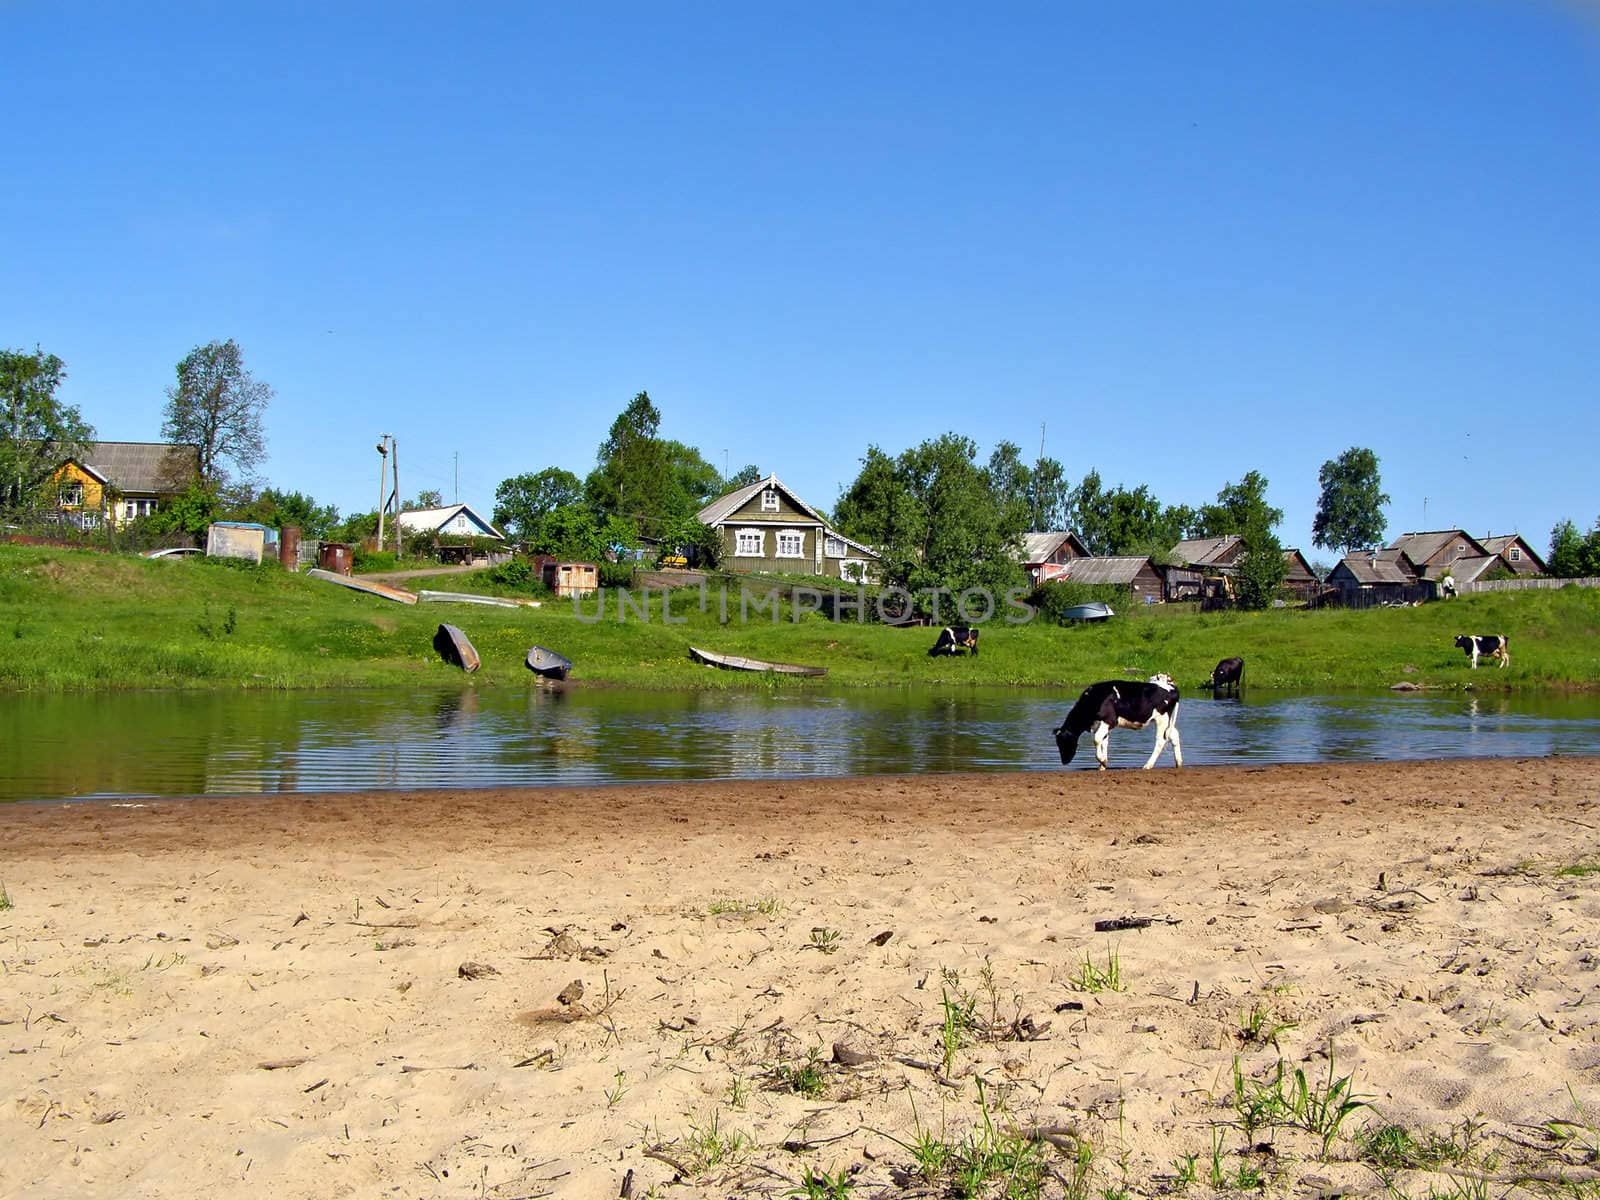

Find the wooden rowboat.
xmin=306 ymin=568 xmax=418 ymax=605
xmin=419 ymin=589 xmax=536 ymax=609
xmin=525 ymin=645 xmax=573 ymax=681
xmin=688 ymin=646 xmax=827 ymax=677
xmin=1061 ymin=602 xmax=1115 ymax=622
xmin=433 ymin=623 xmax=480 ymax=673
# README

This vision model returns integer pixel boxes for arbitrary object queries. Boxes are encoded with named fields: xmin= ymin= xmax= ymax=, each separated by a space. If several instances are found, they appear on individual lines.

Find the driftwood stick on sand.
xmin=1016 ymin=1123 xmax=1084 ymax=1153
xmin=399 ymin=1062 xmax=478 ymax=1073
xmin=1094 ymin=915 xmax=1182 ymax=932
xmin=257 ymin=1057 xmax=311 ymax=1071
xmin=642 ymin=1146 xmax=693 ymax=1178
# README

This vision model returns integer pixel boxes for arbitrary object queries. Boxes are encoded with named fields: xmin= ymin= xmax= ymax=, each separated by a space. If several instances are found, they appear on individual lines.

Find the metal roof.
xmin=74 ymin=442 xmax=200 ymax=495
xmin=1020 ymin=530 xmax=1087 ymax=563
xmin=396 ymin=503 xmax=505 ymax=540
xmin=1170 ymin=534 xmax=1242 ymax=566
xmin=695 ymin=474 xmax=827 ymax=527
xmin=1061 ymin=555 xmax=1156 ymax=585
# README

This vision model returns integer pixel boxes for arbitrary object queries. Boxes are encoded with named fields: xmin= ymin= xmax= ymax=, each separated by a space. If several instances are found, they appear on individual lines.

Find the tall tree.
xmin=1200 ymin=471 xmax=1286 ymax=609
xmin=835 ymin=433 xmax=1025 ymax=600
xmin=162 ymin=339 xmax=271 ymax=486
xmin=662 ymin=440 xmax=723 ymax=515
xmin=494 ymin=467 xmax=582 ymax=541
xmin=985 ymin=442 xmax=1033 ymax=537
xmin=1548 ymin=518 xmax=1600 ymax=578
xmin=1312 ymin=447 xmax=1390 ymax=554
xmin=1026 ymin=455 xmax=1070 ymax=531
xmin=724 ymin=463 xmax=762 ymax=491
xmin=584 ymin=391 xmax=672 ymax=531
xmin=0 ymin=347 xmax=93 ymax=510
xmin=1068 ymin=470 xmax=1114 ymax=555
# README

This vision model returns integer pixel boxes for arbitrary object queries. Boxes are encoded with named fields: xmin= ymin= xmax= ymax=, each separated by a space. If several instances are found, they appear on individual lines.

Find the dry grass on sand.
xmin=4 ymin=758 xmax=1600 ymax=1199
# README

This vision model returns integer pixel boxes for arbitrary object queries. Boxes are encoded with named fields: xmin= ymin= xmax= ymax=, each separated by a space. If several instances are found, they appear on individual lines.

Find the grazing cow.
xmin=1454 ymin=634 xmax=1510 ymax=670
xmin=1053 ymin=674 xmax=1182 ymax=770
xmin=1208 ymin=656 xmax=1245 ymax=695
xmin=928 ymin=626 xmax=980 ymax=657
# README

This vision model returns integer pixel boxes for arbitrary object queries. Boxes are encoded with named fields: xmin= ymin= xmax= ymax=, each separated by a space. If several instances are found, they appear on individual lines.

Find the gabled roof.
xmin=1446 ymin=555 xmax=1499 ymax=584
xmin=822 ymin=527 xmax=881 ymax=560
xmin=396 ymin=503 xmax=505 ymax=540
xmin=1282 ymin=548 xmax=1317 ymax=582
xmin=1171 ymin=534 xmax=1242 ymax=567
xmin=66 ymin=442 xmax=200 ymax=495
xmin=1386 ymin=530 xmax=1488 ymax=564
xmin=1020 ymin=530 xmax=1089 ymax=563
xmin=1334 ymin=547 xmax=1417 ymax=585
xmin=1479 ymin=534 xmax=1547 ymax=572
xmin=696 ymin=473 xmax=826 ymax=527
xmin=1061 ymin=555 xmax=1156 ymax=585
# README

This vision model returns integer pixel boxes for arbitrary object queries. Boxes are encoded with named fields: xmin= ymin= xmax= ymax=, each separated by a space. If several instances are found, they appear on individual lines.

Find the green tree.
xmin=407 ymin=489 xmax=443 ymax=510
xmin=238 ymin=487 xmax=340 ymax=539
xmin=1548 ymin=518 xmax=1600 ymax=577
xmin=0 ymin=347 xmax=94 ymax=510
xmin=835 ymin=433 xmax=1025 ymax=602
xmin=585 ymin=392 xmax=671 ymax=531
xmin=530 ymin=503 xmax=604 ymax=561
xmin=663 ymin=440 xmax=723 ymax=516
xmin=1199 ymin=471 xmax=1286 ymax=609
xmin=494 ymin=467 xmax=583 ymax=541
xmin=1068 ymin=470 xmax=1113 ymax=555
xmin=1311 ymin=447 xmax=1390 ymax=555
xmin=143 ymin=480 xmax=220 ymax=539
xmin=724 ymin=463 xmax=762 ymax=490
xmin=162 ymin=339 xmax=271 ymax=486
xmin=1026 ymin=455 xmax=1070 ymax=530
xmin=986 ymin=441 xmax=1033 ymax=537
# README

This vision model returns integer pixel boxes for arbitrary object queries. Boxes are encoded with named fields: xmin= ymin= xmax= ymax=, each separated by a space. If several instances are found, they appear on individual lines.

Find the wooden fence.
xmin=1461 ymin=576 xmax=1600 ymax=594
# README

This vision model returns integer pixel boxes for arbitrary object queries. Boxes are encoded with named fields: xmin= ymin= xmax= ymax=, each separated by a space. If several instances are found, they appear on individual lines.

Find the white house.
xmin=396 ymin=503 xmax=505 ymax=540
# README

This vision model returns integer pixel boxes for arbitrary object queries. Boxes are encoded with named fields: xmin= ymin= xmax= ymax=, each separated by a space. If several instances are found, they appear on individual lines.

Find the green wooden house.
xmin=696 ymin=474 xmax=880 ymax=581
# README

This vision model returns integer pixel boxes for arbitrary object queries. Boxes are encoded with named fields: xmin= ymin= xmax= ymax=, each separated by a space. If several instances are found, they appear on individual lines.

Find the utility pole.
xmin=376 ymin=435 xmax=391 ymax=549
xmin=454 ymin=451 xmax=459 ymax=503
xmin=392 ymin=439 xmax=401 ymax=555
xmin=1039 ymin=421 xmax=1046 ymax=462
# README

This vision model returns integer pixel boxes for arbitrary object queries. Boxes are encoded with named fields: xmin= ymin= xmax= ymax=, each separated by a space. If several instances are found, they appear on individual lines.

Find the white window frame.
xmin=59 ymin=482 xmax=84 ymax=507
xmin=760 ymin=489 xmax=779 ymax=512
xmin=840 ymin=558 xmax=867 ymax=582
xmin=824 ymin=535 xmax=847 ymax=558
xmin=776 ymin=529 xmax=805 ymax=558
xmin=735 ymin=528 xmax=764 ymax=557
xmin=1509 ymin=546 xmax=1521 ymax=562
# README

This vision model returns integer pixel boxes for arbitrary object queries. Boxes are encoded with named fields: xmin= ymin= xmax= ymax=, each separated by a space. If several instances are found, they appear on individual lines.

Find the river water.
xmin=3 ymin=686 xmax=1597 ymax=803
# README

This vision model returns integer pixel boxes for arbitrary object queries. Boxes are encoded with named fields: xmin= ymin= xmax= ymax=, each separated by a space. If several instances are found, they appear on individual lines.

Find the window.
xmin=59 ymin=482 xmax=83 ymax=507
xmin=735 ymin=529 xmax=763 ymax=557
xmin=760 ymin=489 xmax=779 ymax=512
xmin=776 ymin=530 xmax=804 ymax=558
xmin=841 ymin=559 xmax=867 ymax=583
xmin=1455 ymin=543 xmax=1468 ymax=557
xmin=1509 ymin=546 xmax=1521 ymax=562
xmin=824 ymin=535 xmax=847 ymax=558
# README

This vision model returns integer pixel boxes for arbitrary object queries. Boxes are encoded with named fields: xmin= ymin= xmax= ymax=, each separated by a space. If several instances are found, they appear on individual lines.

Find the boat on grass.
xmin=1061 ymin=602 xmax=1115 ymax=622
xmin=525 ymin=645 xmax=573 ymax=681
xmin=420 ymin=589 xmax=539 ymax=609
xmin=306 ymin=568 xmax=418 ymax=605
xmin=433 ymin=623 xmax=480 ymax=672
xmin=688 ymin=646 xmax=827 ymax=677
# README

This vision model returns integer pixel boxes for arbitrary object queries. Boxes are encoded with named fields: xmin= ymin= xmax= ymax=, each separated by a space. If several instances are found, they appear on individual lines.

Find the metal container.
xmin=319 ymin=542 xmax=353 ymax=576
xmin=279 ymin=525 xmax=301 ymax=571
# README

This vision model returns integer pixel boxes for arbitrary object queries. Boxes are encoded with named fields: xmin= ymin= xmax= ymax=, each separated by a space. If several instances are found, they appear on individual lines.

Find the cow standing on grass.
xmin=1455 ymin=634 xmax=1510 ymax=670
xmin=928 ymin=626 xmax=980 ymax=657
xmin=1053 ymin=674 xmax=1183 ymax=770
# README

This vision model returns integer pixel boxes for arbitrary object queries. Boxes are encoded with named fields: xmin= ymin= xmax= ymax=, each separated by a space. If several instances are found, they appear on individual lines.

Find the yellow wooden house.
xmin=52 ymin=442 xmax=201 ymax=527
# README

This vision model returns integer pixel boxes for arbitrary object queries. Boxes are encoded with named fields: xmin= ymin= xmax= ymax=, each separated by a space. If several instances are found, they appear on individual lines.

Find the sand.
xmin=4 ymin=758 xmax=1600 ymax=1199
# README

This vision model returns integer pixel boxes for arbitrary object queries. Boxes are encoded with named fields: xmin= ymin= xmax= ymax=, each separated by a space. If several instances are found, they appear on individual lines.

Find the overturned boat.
xmin=433 ymin=623 xmax=480 ymax=673
xmin=525 ymin=645 xmax=572 ymax=681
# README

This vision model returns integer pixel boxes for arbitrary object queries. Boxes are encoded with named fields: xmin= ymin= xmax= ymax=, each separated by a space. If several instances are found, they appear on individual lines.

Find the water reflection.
xmin=1 ymin=687 xmax=1597 ymax=803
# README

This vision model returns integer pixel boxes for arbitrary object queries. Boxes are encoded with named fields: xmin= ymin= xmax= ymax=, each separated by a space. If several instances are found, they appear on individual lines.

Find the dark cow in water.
xmin=1208 ymin=656 xmax=1245 ymax=695
xmin=928 ymin=626 xmax=980 ymax=657
xmin=1455 ymin=634 xmax=1510 ymax=670
xmin=1053 ymin=674 xmax=1182 ymax=770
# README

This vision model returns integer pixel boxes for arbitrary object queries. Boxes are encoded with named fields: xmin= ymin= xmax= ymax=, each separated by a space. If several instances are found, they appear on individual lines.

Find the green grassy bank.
xmin=2 ymin=543 xmax=1598 ymax=692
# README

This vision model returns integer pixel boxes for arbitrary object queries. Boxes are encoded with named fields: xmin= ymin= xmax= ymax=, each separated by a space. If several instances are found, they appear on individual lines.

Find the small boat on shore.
xmin=1062 ymin=602 xmax=1115 ymax=622
xmin=525 ymin=645 xmax=573 ymax=681
xmin=306 ymin=568 xmax=418 ymax=605
xmin=688 ymin=646 xmax=827 ymax=677
xmin=420 ymin=589 xmax=536 ymax=609
xmin=433 ymin=623 xmax=480 ymax=673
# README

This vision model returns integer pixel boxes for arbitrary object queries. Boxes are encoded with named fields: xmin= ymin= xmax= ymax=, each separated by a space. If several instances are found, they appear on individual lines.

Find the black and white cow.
xmin=1053 ymin=674 xmax=1182 ymax=770
xmin=1454 ymin=634 xmax=1510 ymax=670
xmin=1208 ymin=656 xmax=1245 ymax=695
xmin=928 ymin=626 xmax=980 ymax=657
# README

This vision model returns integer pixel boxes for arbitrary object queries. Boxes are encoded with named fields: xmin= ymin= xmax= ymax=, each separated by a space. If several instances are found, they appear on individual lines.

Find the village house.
xmin=1053 ymin=554 xmax=1165 ymax=604
xmin=1385 ymin=530 xmax=1497 ymax=585
xmin=1281 ymin=548 xmax=1320 ymax=603
xmin=1478 ymin=534 xmax=1547 ymax=576
xmin=695 ymin=474 xmax=880 ymax=581
xmin=1327 ymin=546 xmax=1423 ymax=601
xmin=396 ymin=503 xmax=505 ymax=541
xmin=50 ymin=441 xmax=200 ymax=527
xmin=1017 ymin=530 xmax=1090 ymax=584
xmin=1170 ymin=534 xmax=1245 ymax=570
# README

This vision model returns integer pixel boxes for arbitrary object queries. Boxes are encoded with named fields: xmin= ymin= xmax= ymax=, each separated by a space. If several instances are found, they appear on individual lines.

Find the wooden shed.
xmin=541 ymin=561 xmax=598 ymax=597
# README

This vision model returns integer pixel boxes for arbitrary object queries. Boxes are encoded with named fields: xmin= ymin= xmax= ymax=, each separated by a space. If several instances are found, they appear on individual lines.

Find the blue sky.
xmin=6 ymin=1 xmax=1597 ymax=560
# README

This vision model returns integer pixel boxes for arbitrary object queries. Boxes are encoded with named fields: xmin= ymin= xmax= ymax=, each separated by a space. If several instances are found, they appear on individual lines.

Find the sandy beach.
xmin=4 ymin=758 xmax=1600 ymax=1199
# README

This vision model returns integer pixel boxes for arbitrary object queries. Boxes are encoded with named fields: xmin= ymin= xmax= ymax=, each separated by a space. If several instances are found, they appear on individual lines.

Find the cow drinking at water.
xmin=1454 ymin=634 xmax=1509 ymax=670
xmin=1208 ymin=656 xmax=1245 ymax=695
xmin=1053 ymin=674 xmax=1182 ymax=770
xmin=928 ymin=626 xmax=980 ymax=657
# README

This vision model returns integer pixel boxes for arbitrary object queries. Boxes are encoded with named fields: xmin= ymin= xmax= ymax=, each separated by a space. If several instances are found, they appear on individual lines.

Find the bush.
xmin=598 ymin=560 xmax=635 ymax=588
xmin=1027 ymin=581 xmax=1128 ymax=624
